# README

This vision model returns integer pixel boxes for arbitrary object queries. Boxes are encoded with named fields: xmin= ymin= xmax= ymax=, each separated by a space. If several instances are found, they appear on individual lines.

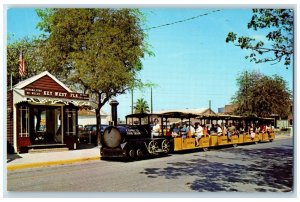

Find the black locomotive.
xmin=100 ymin=113 xmax=171 ymax=159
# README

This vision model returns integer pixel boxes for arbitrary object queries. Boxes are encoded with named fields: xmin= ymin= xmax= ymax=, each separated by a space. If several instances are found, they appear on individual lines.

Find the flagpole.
xmin=19 ymin=48 xmax=26 ymax=81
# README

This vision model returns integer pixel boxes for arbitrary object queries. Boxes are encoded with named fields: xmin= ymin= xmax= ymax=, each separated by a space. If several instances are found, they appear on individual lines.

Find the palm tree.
xmin=134 ymin=98 xmax=150 ymax=114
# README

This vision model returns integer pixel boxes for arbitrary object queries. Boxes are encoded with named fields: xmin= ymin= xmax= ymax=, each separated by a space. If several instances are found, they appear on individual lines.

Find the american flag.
xmin=18 ymin=51 xmax=26 ymax=77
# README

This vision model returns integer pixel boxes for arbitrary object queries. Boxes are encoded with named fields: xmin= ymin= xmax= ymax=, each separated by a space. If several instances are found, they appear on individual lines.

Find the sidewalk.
xmin=6 ymin=144 xmax=100 ymax=171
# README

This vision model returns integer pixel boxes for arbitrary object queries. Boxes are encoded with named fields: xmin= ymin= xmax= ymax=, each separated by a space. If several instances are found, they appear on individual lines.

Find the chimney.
xmin=110 ymin=99 xmax=119 ymax=126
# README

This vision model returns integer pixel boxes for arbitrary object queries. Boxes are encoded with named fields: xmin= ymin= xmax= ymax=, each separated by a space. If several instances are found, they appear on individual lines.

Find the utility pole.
xmin=131 ymin=88 xmax=134 ymax=124
xmin=131 ymin=88 xmax=133 ymax=115
xmin=151 ymin=87 xmax=153 ymax=114
xmin=150 ymin=87 xmax=153 ymax=122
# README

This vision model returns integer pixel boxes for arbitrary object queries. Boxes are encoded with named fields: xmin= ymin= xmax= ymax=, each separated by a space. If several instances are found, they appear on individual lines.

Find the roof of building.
xmin=78 ymin=109 xmax=108 ymax=116
xmin=13 ymin=71 xmax=72 ymax=92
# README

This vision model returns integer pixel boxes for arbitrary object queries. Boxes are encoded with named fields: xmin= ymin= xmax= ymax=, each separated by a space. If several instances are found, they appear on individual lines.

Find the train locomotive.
xmin=100 ymin=113 xmax=171 ymax=159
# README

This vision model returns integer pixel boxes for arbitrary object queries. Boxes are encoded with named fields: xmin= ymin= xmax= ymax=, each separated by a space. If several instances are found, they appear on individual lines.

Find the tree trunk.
xmin=95 ymin=107 xmax=102 ymax=147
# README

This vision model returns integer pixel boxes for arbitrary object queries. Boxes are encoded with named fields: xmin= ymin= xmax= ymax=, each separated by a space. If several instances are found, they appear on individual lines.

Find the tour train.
xmin=100 ymin=112 xmax=275 ymax=160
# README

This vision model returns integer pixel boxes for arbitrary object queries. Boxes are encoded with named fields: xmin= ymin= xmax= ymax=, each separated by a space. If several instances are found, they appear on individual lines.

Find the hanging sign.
xmin=24 ymin=88 xmax=89 ymax=100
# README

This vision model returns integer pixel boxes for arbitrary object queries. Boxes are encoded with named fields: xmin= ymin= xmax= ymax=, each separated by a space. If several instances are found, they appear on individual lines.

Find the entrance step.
xmin=28 ymin=147 xmax=69 ymax=153
xmin=28 ymin=144 xmax=69 ymax=153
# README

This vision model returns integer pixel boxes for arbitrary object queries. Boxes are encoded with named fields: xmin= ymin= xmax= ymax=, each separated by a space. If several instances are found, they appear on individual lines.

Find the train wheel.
xmin=148 ymin=140 xmax=158 ymax=154
xmin=233 ymin=144 xmax=238 ymax=147
xmin=255 ymin=141 xmax=258 ymax=145
xmin=136 ymin=148 xmax=143 ymax=157
xmin=203 ymin=147 xmax=209 ymax=152
xmin=161 ymin=139 xmax=170 ymax=153
xmin=269 ymin=139 xmax=273 ymax=142
xmin=128 ymin=149 xmax=136 ymax=159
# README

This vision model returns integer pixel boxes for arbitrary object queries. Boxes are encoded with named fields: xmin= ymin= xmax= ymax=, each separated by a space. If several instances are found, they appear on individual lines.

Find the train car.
xmin=162 ymin=113 xmax=276 ymax=152
xmin=100 ymin=113 xmax=171 ymax=160
xmin=256 ymin=117 xmax=276 ymax=142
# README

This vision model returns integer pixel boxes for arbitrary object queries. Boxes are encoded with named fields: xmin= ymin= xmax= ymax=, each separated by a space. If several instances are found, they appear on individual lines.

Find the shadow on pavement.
xmin=7 ymin=153 xmax=23 ymax=163
xmin=140 ymin=146 xmax=293 ymax=192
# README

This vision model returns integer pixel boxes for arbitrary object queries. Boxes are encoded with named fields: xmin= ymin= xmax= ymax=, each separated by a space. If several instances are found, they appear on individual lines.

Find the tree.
xmin=134 ymin=98 xmax=150 ymax=114
xmin=36 ymin=8 xmax=152 ymax=145
xmin=226 ymin=9 xmax=294 ymax=67
xmin=7 ymin=37 xmax=45 ymax=88
xmin=232 ymin=70 xmax=292 ymax=117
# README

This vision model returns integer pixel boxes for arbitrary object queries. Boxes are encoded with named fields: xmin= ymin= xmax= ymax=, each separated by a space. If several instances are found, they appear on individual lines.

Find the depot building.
xmin=7 ymin=71 xmax=90 ymax=153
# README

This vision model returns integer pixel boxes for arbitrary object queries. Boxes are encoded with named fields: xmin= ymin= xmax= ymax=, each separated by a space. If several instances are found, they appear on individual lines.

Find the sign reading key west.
xmin=24 ymin=88 xmax=89 ymax=100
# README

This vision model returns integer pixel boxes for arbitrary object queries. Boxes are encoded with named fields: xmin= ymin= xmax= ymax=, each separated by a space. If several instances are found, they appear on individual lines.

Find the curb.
xmin=7 ymin=156 xmax=101 ymax=171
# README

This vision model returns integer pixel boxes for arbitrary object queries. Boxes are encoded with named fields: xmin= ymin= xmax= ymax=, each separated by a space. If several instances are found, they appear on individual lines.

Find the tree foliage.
xmin=36 ymin=8 xmax=152 ymax=90
xmin=7 ymin=37 xmax=45 ymax=88
xmin=36 ymin=8 xmax=152 ymax=145
xmin=232 ymin=70 xmax=292 ymax=117
xmin=226 ymin=9 xmax=293 ymax=67
xmin=134 ymin=98 xmax=150 ymax=114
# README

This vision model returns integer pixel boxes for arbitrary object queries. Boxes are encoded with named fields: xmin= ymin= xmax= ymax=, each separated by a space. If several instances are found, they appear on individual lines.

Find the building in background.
xmin=218 ymin=107 xmax=224 ymax=113
xmin=78 ymin=109 xmax=110 ymax=126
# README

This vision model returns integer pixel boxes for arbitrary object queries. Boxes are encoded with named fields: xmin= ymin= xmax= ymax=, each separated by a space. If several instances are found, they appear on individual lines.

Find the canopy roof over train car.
xmin=154 ymin=108 xmax=216 ymax=116
xmin=195 ymin=114 xmax=275 ymax=125
xmin=12 ymin=71 xmax=90 ymax=106
xmin=125 ymin=113 xmax=161 ymax=119
xmin=160 ymin=111 xmax=198 ymax=119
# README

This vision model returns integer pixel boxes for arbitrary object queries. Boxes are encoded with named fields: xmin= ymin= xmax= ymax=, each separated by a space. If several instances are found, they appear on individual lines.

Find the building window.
xmin=65 ymin=109 xmax=76 ymax=136
xmin=19 ymin=106 xmax=29 ymax=137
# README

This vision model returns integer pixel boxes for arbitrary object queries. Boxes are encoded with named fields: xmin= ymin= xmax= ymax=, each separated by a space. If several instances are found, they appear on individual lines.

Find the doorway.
xmin=30 ymin=106 xmax=62 ymax=145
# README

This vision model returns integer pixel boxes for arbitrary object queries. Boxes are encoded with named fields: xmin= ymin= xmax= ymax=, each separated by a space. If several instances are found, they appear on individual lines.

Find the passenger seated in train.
xmin=194 ymin=122 xmax=203 ymax=146
xmin=255 ymin=125 xmax=261 ymax=134
xmin=186 ymin=124 xmax=195 ymax=138
xmin=238 ymin=124 xmax=245 ymax=134
xmin=210 ymin=124 xmax=217 ymax=135
xmin=222 ymin=124 xmax=227 ymax=137
xmin=170 ymin=123 xmax=180 ymax=137
xmin=260 ymin=124 xmax=267 ymax=133
xmin=151 ymin=118 xmax=161 ymax=138
xmin=203 ymin=125 xmax=209 ymax=136
xmin=180 ymin=123 xmax=188 ymax=139
xmin=217 ymin=124 xmax=222 ymax=136
xmin=227 ymin=123 xmax=236 ymax=140
xmin=266 ymin=124 xmax=273 ymax=134
xmin=249 ymin=123 xmax=256 ymax=140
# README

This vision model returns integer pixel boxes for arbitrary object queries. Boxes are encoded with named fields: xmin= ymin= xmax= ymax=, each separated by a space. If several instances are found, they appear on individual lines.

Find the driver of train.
xmin=151 ymin=118 xmax=161 ymax=138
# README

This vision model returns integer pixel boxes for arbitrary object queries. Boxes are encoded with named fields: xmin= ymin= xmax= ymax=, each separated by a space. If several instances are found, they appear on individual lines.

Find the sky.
xmin=6 ymin=6 xmax=294 ymax=120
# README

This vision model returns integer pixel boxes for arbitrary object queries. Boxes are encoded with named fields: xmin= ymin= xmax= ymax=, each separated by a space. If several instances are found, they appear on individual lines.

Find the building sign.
xmin=24 ymin=88 xmax=89 ymax=100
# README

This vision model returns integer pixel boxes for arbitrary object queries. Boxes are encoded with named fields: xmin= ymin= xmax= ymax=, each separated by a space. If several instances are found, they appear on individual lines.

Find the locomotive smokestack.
xmin=110 ymin=99 xmax=119 ymax=126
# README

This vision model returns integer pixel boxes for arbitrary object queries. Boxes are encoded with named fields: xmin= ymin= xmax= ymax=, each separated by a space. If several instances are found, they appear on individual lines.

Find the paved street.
xmin=6 ymin=137 xmax=293 ymax=195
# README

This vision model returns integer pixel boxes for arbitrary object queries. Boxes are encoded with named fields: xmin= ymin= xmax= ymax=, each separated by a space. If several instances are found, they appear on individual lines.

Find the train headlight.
xmin=103 ymin=127 xmax=122 ymax=148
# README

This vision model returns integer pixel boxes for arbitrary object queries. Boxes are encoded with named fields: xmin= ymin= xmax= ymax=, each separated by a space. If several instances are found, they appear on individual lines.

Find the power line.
xmin=144 ymin=9 xmax=222 ymax=31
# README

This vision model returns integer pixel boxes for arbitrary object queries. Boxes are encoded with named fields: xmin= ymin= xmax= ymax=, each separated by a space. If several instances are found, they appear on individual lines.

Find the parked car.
xmin=78 ymin=124 xmax=84 ymax=131
xmin=79 ymin=124 xmax=109 ymax=144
